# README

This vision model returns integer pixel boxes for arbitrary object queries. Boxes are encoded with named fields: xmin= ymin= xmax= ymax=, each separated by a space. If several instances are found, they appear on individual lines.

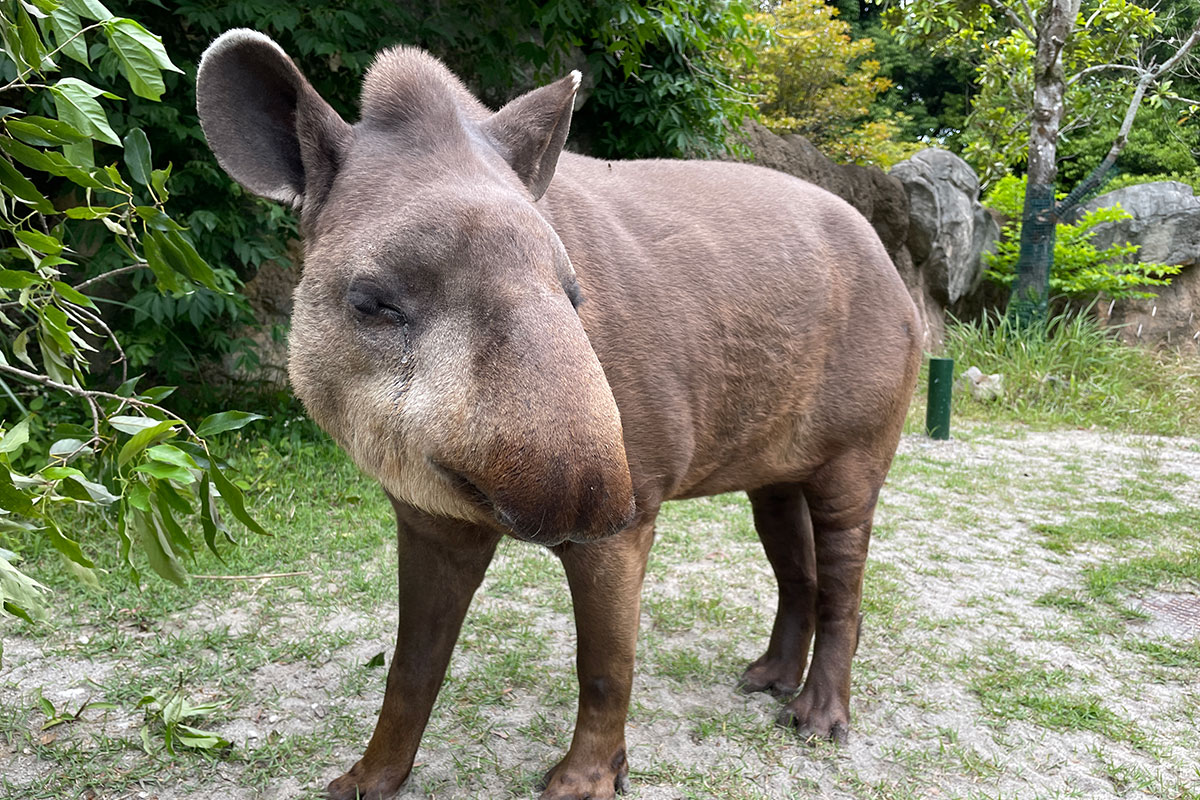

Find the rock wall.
xmin=1082 ymin=182 xmax=1200 ymax=351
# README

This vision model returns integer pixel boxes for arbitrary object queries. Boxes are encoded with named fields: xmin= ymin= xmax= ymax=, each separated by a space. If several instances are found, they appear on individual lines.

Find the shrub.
xmin=938 ymin=309 xmax=1200 ymax=434
xmin=0 ymin=0 xmax=264 ymax=622
xmin=982 ymin=175 xmax=1180 ymax=300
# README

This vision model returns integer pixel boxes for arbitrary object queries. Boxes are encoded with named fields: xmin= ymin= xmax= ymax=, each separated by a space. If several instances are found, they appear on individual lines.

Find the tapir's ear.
xmin=482 ymin=71 xmax=580 ymax=201
xmin=196 ymin=29 xmax=351 ymax=210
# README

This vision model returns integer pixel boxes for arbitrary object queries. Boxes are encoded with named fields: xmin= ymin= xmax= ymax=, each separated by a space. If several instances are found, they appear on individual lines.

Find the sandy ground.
xmin=2 ymin=427 xmax=1198 ymax=799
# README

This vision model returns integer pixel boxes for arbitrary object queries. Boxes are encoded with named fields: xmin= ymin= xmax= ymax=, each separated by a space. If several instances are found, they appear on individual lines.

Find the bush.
xmin=0 ymin=0 xmax=264 ymax=622
xmin=938 ymin=310 xmax=1200 ymax=435
xmin=982 ymin=175 xmax=1180 ymax=300
xmin=735 ymin=0 xmax=919 ymax=167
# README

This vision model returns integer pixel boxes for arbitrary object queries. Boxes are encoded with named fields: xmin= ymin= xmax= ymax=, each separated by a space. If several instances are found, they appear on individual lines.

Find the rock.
xmin=959 ymin=365 xmax=1004 ymax=402
xmin=1079 ymin=181 xmax=1200 ymax=268
xmin=1096 ymin=264 xmax=1200 ymax=352
xmin=891 ymin=149 xmax=999 ymax=306
xmin=1080 ymin=182 xmax=1200 ymax=352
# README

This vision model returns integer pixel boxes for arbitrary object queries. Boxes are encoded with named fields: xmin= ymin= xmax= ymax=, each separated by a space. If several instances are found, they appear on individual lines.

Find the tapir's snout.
xmin=426 ymin=295 xmax=637 ymax=546
xmin=433 ymin=455 xmax=636 ymax=546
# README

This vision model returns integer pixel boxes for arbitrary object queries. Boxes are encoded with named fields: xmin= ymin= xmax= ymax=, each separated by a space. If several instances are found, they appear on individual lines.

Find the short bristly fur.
xmin=197 ymin=30 xmax=921 ymax=800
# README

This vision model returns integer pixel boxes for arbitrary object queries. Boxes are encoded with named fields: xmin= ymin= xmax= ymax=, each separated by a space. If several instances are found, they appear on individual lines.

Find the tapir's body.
xmin=543 ymin=156 xmax=916 ymax=504
xmin=197 ymin=31 xmax=920 ymax=800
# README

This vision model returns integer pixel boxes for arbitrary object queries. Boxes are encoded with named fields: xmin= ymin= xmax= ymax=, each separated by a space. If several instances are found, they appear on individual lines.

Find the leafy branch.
xmin=0 ymin=0 xmax=268 ymax=622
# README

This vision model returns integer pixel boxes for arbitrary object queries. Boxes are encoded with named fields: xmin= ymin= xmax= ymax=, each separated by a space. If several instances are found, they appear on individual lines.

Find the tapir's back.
xmin=540 ymin=154 xmax=921 ymax=502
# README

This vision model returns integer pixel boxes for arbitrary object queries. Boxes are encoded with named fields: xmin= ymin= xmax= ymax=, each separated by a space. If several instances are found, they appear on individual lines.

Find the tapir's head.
xmin=197 ymin=31 xmax=635 ymax=545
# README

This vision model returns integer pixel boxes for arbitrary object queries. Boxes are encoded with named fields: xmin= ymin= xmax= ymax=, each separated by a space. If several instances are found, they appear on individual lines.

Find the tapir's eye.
xmin=348 ymin=283 xmax=406 ymax=324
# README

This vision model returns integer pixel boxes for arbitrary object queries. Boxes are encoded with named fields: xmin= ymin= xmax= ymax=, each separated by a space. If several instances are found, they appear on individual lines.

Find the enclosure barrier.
xmin=926 ymin=357 xmax=953 ymax=440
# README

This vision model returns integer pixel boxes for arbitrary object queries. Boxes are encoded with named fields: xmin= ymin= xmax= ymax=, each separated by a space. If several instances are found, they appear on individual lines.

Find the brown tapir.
xmin=197 ymin=29 xmax=921 ymax=800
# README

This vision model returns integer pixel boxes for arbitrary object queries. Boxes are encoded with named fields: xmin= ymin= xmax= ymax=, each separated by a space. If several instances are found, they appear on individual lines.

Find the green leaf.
xmin=60 ymin=0 xmax=112 ymax=21
xmin=1 ymin=549 xmax=48 ymax=622
xmin=196 ymin=411 xmax=264 ymax=437
xmin=63 ymin=205 xmax=114 ymax=219
xmin=51 ymin=281 xmax=97 ymax=309
xmin=153 ymin=230 xmax=219 ymax=290
xmin=134 ymin=205 xmax=183 ymax=232
xmin=51 ymin=78 xmax=120 ymax=146
xmin=0 ymin=270 xmax=42 ymax=290
xmin=0 ymin=158 xmax=55 ymax=213
xmin=122 ymin=127 xmax=151 ymax=185
xmin=133 ymin=461 xmax=194 ymax=484
xmin=174 ymin=723 xmax=229 ymax=750
xmin=44 ymin=518 xmax=95 ymax=569
xmin=108 ymin=415 xmax=163 ymax=435
xmin=14 ymin=230 xmax=62 ymax=256
xmin=129 ymin=506 xmax=186 ymax=585
xmin=0 ymin=418 xmax=31 ymax=455
xmin=198 ymin=477 xmax=221 ymax=556
xmin=207 ymin=466 xmax=267 ymax=537
xmin=0 ymin=136 xmax=102 ymax=187
xmin=364 ymin=651 xmax=385 ymax=668
xmin=104 ymin=19 xmax=178 ymax=100
xmin=5 ymin=116 xmax=88 ymax=147
xmin=149 ymin=166 xmax=170 ymax=201
xmin=62 ymin=474 xmax=118 ymax=504
xmin=141 ymin=232 xmax=185 ymax=294
xmin=117 ymin=419 xmax=179 ymax=467
xmin=0 ymin=464 xmax=35 ymax=515
xmin=146 ymin=444 xmax=198 ymax=470
xmin=47 ymin=6 xmax=88 ymax=65
xmin=153 ymin=489 xmax=192 ymax=556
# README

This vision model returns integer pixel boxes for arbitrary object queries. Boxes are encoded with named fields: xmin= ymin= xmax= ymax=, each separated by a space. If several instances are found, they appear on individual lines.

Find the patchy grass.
xmin=907 ymin=311 xmax=1200 ymax=435
xmin=2 ymin=426 xmax=1199 ymax=799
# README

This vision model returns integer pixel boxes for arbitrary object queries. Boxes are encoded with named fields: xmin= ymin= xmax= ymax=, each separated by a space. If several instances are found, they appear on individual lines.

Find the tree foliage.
xmin=737 ymin=0 xmax=919 ymax=165
xmin=882 ymin=0 xmax=1200 ymax=188
xmin=982 ymin=175 xmax=1180 ymax=298
xmin=0 ymin=0 xmax=265 ymax=621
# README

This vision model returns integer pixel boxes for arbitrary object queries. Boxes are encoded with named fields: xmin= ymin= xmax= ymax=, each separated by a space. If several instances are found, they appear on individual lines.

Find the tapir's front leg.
xmin=542 ymin=520 xmax=656 ymax=800
xmin=327 ymin=504 xmax=499 ymax=800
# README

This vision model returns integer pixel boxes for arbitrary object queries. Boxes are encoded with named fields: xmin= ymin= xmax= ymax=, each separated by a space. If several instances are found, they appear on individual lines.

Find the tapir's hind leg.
xmin=777 ymin=452 xmax=884 ymax=744
xmin=740 ymin=483 xmax=816 ymax=697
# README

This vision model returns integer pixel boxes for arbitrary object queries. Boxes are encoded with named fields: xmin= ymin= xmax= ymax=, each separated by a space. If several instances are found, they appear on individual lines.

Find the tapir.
xmin=197 ymin=29 xmax=921 ymax=800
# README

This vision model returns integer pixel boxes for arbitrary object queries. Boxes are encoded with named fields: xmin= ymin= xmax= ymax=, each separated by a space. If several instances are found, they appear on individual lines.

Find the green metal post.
xmin=926 ymin=357 xmax=953 ymax=440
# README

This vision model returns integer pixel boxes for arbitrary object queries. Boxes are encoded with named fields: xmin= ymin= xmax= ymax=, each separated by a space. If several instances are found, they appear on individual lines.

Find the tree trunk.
xmin=1008 ymin=0 xmax=1081 ymax=325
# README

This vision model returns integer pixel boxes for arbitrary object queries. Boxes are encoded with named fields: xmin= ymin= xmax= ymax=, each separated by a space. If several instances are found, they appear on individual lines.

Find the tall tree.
xmin=884 ymin=0 xmax=1200 ymax=322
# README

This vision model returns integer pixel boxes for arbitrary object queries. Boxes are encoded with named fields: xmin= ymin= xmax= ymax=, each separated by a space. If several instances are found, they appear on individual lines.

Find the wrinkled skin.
xmin=197 ymin=30 xmax=922 ymax=800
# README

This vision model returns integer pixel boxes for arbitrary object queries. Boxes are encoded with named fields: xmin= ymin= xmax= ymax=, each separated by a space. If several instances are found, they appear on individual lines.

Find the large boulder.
xmin=1078 ymin=181 xmax=1200 ymax=266
xmin=890 ymin=149 xmax=999 ymax=306
xmin=1083 ymin=182 xmax=1200 ymax=351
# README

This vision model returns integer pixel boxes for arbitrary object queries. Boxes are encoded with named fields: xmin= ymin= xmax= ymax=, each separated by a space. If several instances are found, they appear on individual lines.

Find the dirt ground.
xmin=2 ymin=426 xmax=1199 ymax=799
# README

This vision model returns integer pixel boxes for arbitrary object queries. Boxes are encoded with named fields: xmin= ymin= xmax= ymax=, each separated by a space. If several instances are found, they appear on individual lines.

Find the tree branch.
xmin=1057 ymin=17 xmax=1200 ymax=216
xmin=72 ymin=263 xmax=148 ymax=294
xmin=982 ymin=0 xmax=1037 ymax=42
xmin=1067 ymin=63 xmax=1146 ymax=86
xmin=0 ymin=362 xmax=196 ymax=439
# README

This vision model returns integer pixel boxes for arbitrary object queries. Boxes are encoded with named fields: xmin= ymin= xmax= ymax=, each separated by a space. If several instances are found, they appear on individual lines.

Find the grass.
xmin=906 ymin=309 xmax=1200 ymax=435
xmin=3 ymin=379 xmax=1200 ymax=797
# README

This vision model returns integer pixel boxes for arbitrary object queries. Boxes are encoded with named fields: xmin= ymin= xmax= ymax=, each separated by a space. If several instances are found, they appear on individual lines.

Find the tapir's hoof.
xmin=539 ymin=749 xmax=630 ymax=800
xmin=738 ymin=656 xmax=800 ymax=697
xmin=776 ymin=692 xmax=850 ymax=744
xmin=325 ymin=761 xmax=409 ymax=800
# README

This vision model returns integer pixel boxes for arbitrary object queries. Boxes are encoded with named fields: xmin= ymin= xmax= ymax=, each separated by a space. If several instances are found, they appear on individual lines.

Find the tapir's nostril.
xmin=429 ymin=460 xmax=493 ymax=513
